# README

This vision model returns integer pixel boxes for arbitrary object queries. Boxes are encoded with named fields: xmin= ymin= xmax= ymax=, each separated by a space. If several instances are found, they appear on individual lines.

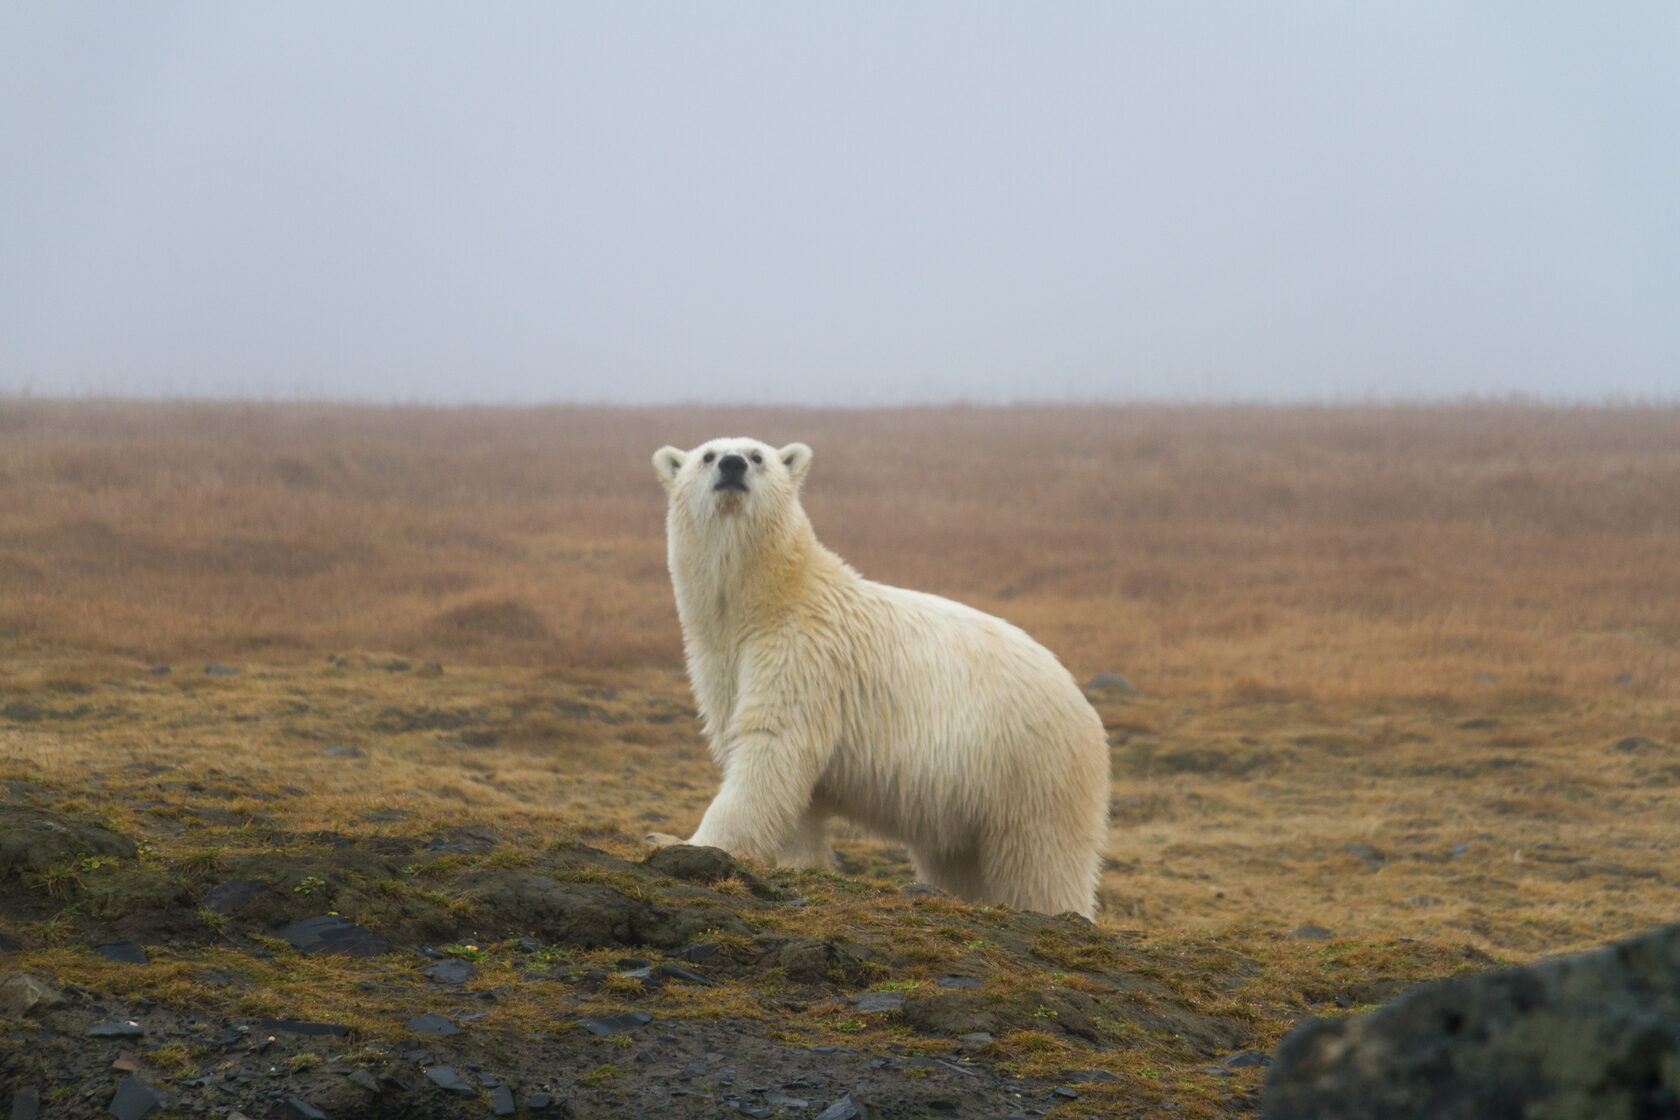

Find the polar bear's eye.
xmin=750 ymin=452 xmax=763 ymax=465
xmin=702 ymin=451 xmax=715 ymax=464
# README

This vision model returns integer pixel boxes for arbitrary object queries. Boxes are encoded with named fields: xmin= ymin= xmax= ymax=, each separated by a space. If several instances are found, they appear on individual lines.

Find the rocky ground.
xmin=1 ymin=792 xmax=1263 ymax=1119
xmin=2 ymin=656 xmax=1676 ymax=1118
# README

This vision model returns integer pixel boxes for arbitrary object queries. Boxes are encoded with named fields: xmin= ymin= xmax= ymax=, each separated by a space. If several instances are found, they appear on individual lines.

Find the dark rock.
xmin=8 ymin=1087 xmax=40 ymax=1120
xmin=323 ymin=745 xmax=363 ymax=758
xmin=816 ymin=1094 xmax=869 ymax=1120
xmin=850 ymin=991 xmax=906 ymax=1014
xmin=936 ymin=975 xmax=982 ymax=989
xmin=205 ymin=664 xmax=239 ymax=677
xmin=0 ymin=931 xmax=20 ymax=953
xmin=1084 ymin=672 xmax=1138 ymax=695
xmin=0 ymin=974 xmax=62 ymax=1018
xmin=643 ymin=843 xmax=778 ymax=898
xmin=107 ymin=1075 xmax=167 ymax=1120
xmin=1224 ymin=1049 xmax=1269 ymax=1068
xmin=579 ymin=1011 xmax=653 ymax=1036
xmin=88 ymin=1021 xmax=145 ymax=1038
xmin=1614 ymin=736 xmax=1665 ymax=753
xmin=1263 ymin=921 xmax=1680 ymax=1119
xmin=347 ymin=1069 xmax=381 ymax=1092
xmin=405 ymin=1013 xmax=463 ymax=1036
xmin=202 ymin=879 xmax=268 ymax=915
xmin=144 ymin=665 xmax=171 ymax=675
xmin=1342 ymin=844 xmax=1385 ymax=871
xmin=0 ymin=806 xmax=137 ymax=881
xmin=462 ymin=869 xmax=750 ymax=950
xmin=490 ymin=1083 xmax=516 ymax=1116
xmin=1052 ymin=1086 xmax=1080 ymax=1100
xmin=768 ymin=937 xmax=875 ymax=985
xmin=404 ymin=1049 xmax=436 ymax=1066
xmin=421 ymin=958 xmax=477 ymax=984
xmin=279 ymin=1099 xmax=327 ymax=1120
xmin=1457 ymin=717 xmax=1497 ymax=730
xmin=1291 ymin=926 xmax=1334 ymax=941
xmin=765 ymin=1091 xmax=811 ymax=1107
xmin=282 ymin=915 xmax=389 ymax=958
xmin=424 ymin=1064 xmax=477 ymax=1095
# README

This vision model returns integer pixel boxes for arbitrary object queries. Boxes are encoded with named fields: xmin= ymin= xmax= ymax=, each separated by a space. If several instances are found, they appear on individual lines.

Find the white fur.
xmin=652 ymin=437 xmax=1109 ymax=917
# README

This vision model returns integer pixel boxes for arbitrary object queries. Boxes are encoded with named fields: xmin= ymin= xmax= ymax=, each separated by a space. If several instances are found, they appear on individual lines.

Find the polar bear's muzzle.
xmin=712 ymin=454 xmax=750 ymax=494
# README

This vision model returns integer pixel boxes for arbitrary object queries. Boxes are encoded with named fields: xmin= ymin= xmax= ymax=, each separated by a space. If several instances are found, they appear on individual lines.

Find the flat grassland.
xmin=1 ymin=400 xmax=1677 ymax=1116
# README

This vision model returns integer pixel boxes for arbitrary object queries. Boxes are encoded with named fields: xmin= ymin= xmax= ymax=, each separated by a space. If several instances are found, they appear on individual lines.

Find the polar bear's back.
xmin=808 ymin=578 xmax=1109 ymax=855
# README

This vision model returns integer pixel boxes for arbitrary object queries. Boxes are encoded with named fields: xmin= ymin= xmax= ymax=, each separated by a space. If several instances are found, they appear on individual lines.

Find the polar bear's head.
xmin=652 ymin=437 xmax=814 ymax=530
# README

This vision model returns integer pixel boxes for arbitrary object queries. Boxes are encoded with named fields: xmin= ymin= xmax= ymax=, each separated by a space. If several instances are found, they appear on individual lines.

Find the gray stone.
xmin=850 ymin=990 xmax=906 ymax=1014
xmin=816 ymin=1094 xmax=869 ymax=1120
xmin=421 ymin=958 xmax=477 ymax=984
xmin=0 ymin=974 xmax=62 ymax=1019
xmin=279 ymin=1100 xmax=326 ymax=1120
xmin=203 ymin=879 xmax=269 ymax=914
xmin=578 ymin=1010 xmax=653 ymax=1036
xmin=347 ymin=1069 xmax=381 ymax=1092
xmin=107 ymin=1075 xmax=167 ymax=1120
xmin=88 ymin=1021 xmax=145 ymax=1038
xmin=9 ymin=1086 xmax=40 ymax=1120
xmin=0 ymin=931 xmax=20 ymax=954
xmin=1341 ymin=843 xmax=1385 ymax=871
xmin=423 ymin=1065 xmax=477 ymax=1096
xmin=282 ymin=914 xmax=389 ymax=958
xmin=1084 ymin=672 xmax=1138 ymax=695
xmin=92 ymin=940 xmax=148 ymax=967
xmin=1263 ymin=922 xmax=1680 ymax=1120
xmin=205 ymin=663 xmax=239 ymax=677
xmin=490 ymin=1083 xmax=516 ymax=1116
xmin=404 ymin=1012 xmax=462 ymax=1036
xmin=936 ymin=974 xmax=982 ymax=989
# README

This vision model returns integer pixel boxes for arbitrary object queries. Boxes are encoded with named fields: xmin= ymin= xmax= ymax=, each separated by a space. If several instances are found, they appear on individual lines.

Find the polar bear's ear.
xmin=778 ymin=442 xmax=813 ymax=486
xmin=653 ymin=446 xmax=687 ymax=491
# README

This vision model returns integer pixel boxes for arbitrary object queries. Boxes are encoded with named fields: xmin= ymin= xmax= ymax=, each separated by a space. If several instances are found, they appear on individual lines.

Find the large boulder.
xmin=1263 ymin=923 xmax=1680 ymax=1119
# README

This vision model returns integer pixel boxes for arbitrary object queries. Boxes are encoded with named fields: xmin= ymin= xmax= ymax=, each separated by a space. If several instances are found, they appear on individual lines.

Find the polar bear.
xmin=650 ymin=437 xmax=1110 ymax=917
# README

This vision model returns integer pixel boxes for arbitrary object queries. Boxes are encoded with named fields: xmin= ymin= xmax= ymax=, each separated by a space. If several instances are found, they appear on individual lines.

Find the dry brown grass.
xmin=2 ymin=398 xmax=1677 ymax=699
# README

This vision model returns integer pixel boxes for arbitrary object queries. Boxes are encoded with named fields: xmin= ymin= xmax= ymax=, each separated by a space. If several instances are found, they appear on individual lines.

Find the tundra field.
xmin=1 ymin=400 xmax=1677 ymax=1118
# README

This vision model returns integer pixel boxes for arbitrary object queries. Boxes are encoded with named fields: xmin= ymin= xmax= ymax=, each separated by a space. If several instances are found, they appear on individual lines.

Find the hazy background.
xmin=3 ymin=4 xmax=1677 ymax=405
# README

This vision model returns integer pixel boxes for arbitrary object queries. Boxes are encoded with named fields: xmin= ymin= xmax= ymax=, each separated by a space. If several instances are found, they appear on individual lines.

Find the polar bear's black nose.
xmin=717 ymin=454 xmax=748 ymax=478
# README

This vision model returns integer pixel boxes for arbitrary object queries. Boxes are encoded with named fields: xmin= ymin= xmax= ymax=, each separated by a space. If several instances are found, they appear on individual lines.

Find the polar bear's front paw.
xmin=644 ymin=832 xmax=685 ymax=848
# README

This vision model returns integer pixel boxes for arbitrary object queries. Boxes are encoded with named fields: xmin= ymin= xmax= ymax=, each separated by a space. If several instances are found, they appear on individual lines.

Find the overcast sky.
xmin=3 ymin=4 xmax=1677 ymax=405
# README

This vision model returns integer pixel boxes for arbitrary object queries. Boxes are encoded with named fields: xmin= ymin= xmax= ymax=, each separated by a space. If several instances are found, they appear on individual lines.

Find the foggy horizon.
xmin=5 ymin=5 xmax=1678 ymax=406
